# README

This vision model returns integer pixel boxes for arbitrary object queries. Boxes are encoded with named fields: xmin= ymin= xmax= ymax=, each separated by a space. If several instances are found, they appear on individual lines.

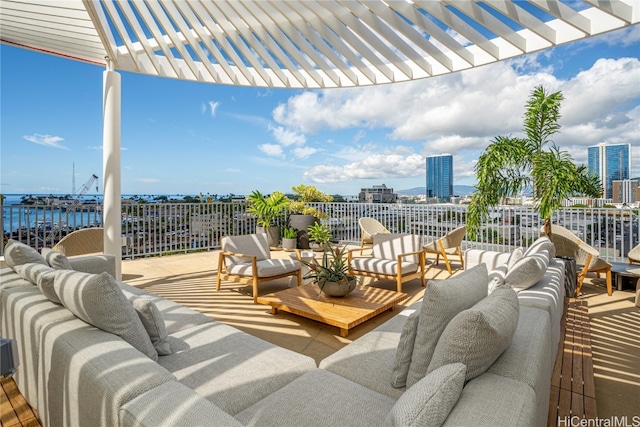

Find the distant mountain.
xmin=396 ymin=185 xmax=476 ymax=196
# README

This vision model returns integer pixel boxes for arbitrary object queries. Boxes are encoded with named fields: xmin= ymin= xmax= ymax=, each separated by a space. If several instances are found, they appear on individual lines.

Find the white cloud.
xmin=258 ymin=143 xmax=285 ymax=158
xmin=23 ymin=134 xmax=68 ymax=150
xmin=292 ymin=146 xmax=318 ymax=159
xmin=208 ymin=101 xmax=220 ymax=118
xmin=304 ymin=151 xmax=424 ymax=183
xmin=270 ymin=125 xmax=306 ymax=146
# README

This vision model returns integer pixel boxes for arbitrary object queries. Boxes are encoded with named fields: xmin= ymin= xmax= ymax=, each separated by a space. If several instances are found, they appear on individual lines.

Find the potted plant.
xmin=302 ymin=243 xmax=358 ymax=297
xmin=246 ymin=190 xmax=289 ymax=247
xmin=307 ymin=222 xmax=332 ymax=252
xmin=282 ymin=226 xmax=298 ymax=251
xmin=287 ymin=184 xmax=333 ymax=249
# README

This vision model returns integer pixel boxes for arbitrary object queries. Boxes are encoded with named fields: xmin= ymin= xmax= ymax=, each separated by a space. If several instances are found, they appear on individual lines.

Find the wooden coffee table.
xmin=256 ymin=285 xmax=408 ymax=337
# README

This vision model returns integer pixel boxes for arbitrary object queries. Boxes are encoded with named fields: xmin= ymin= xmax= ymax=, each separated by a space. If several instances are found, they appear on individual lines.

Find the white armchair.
xmin=216 ymin=233 xmax=302 ymax=303
xmin=348 ymin=233 xmax=426 ymax=293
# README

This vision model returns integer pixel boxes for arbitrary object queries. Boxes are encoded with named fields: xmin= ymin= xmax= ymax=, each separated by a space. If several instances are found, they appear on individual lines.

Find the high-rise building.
xmin=587 ymin=143 xmax=631 ymax=199
xmin=425 ymin=154 xmax=453 ymax=202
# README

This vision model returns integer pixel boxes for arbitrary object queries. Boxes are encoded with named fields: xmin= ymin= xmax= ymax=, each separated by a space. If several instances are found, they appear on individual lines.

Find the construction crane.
xmin=46 ymin=174 xmax=99 ymax=244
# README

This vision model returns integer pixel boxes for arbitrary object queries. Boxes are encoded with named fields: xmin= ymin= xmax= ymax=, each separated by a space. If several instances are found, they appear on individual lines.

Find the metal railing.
xmin=2 ymin=201 xmax=638 ymax=262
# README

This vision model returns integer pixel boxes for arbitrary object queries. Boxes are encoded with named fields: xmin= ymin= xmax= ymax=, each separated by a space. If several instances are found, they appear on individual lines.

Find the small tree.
xmin=467 ymin=85 xmax=601 ymax=239
xmin=246 ymin=190 xmax=289 ymax=227
xmin=287 ymin=184 xmax=333 ymax=219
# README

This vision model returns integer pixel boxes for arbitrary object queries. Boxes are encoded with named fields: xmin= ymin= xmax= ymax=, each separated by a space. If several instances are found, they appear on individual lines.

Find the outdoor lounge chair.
xmin=348 ymin=233 xmax=426 ymax=293
xmin=423 ymin=225 xmax=466 ymax=274
xmin=358 ymin=217 xmax=389 ymax=254
xmin=628 ymin=243 xmax=640 ymax=264
xmin=52 ymin=227 xmax=104 ymax=256
xmin=549 ymin=225 xmax=612 ymax=296
xmin=216 ymin=233 xmax=302 ymax=303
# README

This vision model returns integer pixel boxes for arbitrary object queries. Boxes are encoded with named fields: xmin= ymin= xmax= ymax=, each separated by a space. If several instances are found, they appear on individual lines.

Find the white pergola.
xmin=1 ymin=0 xmax=638 ymax=277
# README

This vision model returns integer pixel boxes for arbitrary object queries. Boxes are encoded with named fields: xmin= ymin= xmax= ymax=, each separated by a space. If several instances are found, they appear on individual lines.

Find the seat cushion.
xmin=427 ymin=287 xmax=519 ymax=381
xmin=350 ymin=258 xmax=418 ymax=276
xmin=406 ymin=264 xmax=488 ymax=387
xmin=4 ymin=239 xmax=47 ymax=268
xmin=53 ymin=270 xmax=158 ymax=360
xmin=228 ymin=258 xmax=300 ymax=278
xmin=386 ymin=363 xmax=466 ymax=427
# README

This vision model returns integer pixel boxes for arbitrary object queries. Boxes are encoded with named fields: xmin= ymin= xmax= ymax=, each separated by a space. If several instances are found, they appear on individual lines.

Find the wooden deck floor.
xmin=0 ymin=377 xmax=39 ymax=427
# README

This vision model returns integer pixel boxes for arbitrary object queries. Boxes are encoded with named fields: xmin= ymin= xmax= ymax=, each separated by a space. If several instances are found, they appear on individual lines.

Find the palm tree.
xmin=467 ymin=85 xmax=601 ymax=240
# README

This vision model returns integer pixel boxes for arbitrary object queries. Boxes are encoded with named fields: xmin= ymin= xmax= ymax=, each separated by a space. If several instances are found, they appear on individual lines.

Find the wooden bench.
xmin=548 ymin=298 xmax=597 ymax=426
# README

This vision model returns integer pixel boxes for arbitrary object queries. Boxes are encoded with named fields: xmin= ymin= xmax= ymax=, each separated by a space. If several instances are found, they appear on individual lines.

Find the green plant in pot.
xmin=246 ymin=190 xmax=289 ymax=247
xmin=307 ymin=222 xmax=332 ymax=252
xmin=302 ymin=243 xmax=358 ymax=298
xmin=282 ymin=226 xmax=298 ymax=251
xmin=287 ymin=184 xmax=333 ymax=249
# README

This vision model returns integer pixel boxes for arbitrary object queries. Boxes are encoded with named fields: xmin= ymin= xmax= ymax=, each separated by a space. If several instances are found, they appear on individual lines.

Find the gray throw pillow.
xmin=129 ymin=296 xmax=172 ymax=356
xmin=41 ymin=247 xmax=72 ymax=270
xmin=406 ymin=264 xmax=488 ymax=388
xmin=4 ymin=239 xmax=47 ymax=269
xmin=53 ymin=270 xmax=158 ymax=360
xmin=385 ymin=363 xmax=466 ymax=427
xmin=427 ymin=287 xmax=519 ymax=381
xmin=13 ymin=262 xmax=62 ymax=304
xmin=504 ymin=250 xmax=549 ymax=292
xmin=391 ymin=309 xmax=420 ymax=388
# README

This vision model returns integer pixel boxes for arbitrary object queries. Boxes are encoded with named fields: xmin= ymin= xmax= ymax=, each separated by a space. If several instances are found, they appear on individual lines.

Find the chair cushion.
xmin=372 ymin=233 xmax=421 ymax=263
xmin=4 ymin=239 xmax=47 ymax=269
xmin=391 ymin=309 xmax=420 ymax=388
xmin=385 ymin=363 xmax=466 ymax=427
xmin=228 ymin=259 xmax=300 ymax=278
xmin=406 ymin=264 xmax=488 ymax=388
xmin=350 ymin=258 xmax=418 ymax=276
xmin=222 ymin=233 xmax=271 ymax=264
xmin=41 ymin=247 xmax=72 ymax=270
xmin=427 ymin=287 xmax=519 ymax=381
xmin=130 ymin=295 xmax=172 ymax=355
xmin=53 ymin=270 xmax=158 ymax=360
xmin=505 ymin=250 xmax=550 ymax=292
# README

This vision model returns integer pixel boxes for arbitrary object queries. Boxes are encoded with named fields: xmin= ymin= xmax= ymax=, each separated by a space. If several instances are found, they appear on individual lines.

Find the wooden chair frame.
xmin=216 ymin=251 xmax=302 ymax=303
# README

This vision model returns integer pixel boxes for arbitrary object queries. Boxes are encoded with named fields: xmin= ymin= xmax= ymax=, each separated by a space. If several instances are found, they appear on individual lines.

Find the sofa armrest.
xmin=120 ymin=381 xmax=244 ymax=427
xmin=464 ymin=249 xmax=511 ymax=271
xmin=68 ymin=254 xmax=116 ymax=277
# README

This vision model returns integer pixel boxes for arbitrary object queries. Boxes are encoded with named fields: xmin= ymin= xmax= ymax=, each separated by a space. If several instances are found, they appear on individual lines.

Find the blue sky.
xmin=1 ymin=26 xmax=639 ymax=198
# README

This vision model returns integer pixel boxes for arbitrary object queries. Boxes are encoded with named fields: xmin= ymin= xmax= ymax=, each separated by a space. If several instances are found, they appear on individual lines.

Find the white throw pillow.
xmin=406 ymin=264 xmax=488 ymax=388
xmin=507 ymin=247 xmax=524 ymax=269
xmin=504 ymin=250 xmax=550 ymax=292
xmin=487 ymin=264 xmax=509 ymax=294
xmin=391 ymin=309 xmax=420 ymax=388
xmin=54 ymin=270 xmax=158 ymax=360
xmin=385 ymin=363 xmax=466 ymax=427
xmin=129 ymin=296 xmax=172 ymax=355
xmin=427 ymin=287 xmax=519 ymax=381
xmin=524 ymin=236 xmax=556 ymax=258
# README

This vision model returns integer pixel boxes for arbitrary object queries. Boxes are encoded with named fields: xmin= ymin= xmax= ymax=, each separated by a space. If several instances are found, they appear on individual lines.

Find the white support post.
xmin=103 ymin=59 xmax=122 ymax=280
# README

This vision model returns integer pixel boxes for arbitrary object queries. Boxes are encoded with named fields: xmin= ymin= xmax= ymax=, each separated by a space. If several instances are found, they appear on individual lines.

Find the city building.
xmin=425 ymin=154 xmax=453 ymax=202
xmin=358 ymin=184 xmax=397 ymax=203
xmin=612 ymin=179 xmax=639 ymax=204
xmin=587 ymin=143 xmax=631 ymax=199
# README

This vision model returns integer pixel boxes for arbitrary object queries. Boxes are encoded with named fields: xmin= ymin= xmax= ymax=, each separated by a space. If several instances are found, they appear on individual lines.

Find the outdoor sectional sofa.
xmin=0 ymin=236 xmax=564 ymax=426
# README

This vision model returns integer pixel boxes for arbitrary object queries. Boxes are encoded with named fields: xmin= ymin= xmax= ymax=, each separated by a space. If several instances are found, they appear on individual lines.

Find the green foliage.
xmin=467 ymin=85 xmax=602 ymax=239
xmin=307 ymin=222 xmax=332 ymax=245
xmin=287 ymin=184 xmax=333 ymax=219
xmin=283 ymin=226 xmax=297 ymax=239
xmin=246 ymin=190 xmax=289 ymax=227
xmin=301 ymin=244 xmax=356 ymax=292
